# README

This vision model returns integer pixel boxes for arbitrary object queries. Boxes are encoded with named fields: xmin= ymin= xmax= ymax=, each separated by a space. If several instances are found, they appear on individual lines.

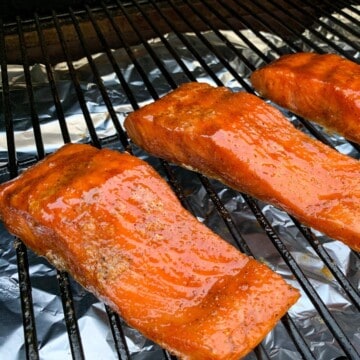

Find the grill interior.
xmin=0 ymin=1 xmax=360 ymax=359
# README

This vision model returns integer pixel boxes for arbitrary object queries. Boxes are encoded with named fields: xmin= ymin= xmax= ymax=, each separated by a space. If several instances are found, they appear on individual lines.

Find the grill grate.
xmin=0 ymin=1 xmax=360 ymax=359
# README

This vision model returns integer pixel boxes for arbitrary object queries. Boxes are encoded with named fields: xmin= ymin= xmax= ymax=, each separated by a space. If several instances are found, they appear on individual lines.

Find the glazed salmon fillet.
xmin=124 ymin=82 xmax=360 ymax=252
xmin=251 ymin=52 xmax=360 ymax=143
xmin=0 ymin=143 xmax=299 ymax=360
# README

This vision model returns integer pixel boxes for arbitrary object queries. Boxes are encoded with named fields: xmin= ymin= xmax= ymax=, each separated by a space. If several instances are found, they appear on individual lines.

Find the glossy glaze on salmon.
xmin=251 ymin=52 xmax=360 ymax=143
xmin=125 ymin=82 xmax=360 ymax=252
xmin=0 ymin=143 xmax=299 ymax=360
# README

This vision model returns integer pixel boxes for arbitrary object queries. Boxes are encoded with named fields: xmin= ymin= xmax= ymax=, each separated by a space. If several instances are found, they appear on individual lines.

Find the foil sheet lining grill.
xmin=0 ymin=0 xmax=359 ymax=359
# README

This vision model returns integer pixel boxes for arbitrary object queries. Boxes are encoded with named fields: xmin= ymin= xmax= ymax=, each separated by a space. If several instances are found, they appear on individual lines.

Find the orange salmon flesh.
xmin=0 ymin=143 xmax=299 ymax=360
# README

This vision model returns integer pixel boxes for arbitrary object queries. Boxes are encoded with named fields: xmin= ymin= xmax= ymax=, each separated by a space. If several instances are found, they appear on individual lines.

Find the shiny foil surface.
xmin=0 ymin=5 xmax=359 ymax=360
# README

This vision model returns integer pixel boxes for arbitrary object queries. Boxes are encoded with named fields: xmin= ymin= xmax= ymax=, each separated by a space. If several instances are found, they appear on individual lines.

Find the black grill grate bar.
xmin=57 ymin=271 xmax=86 ymax=360
xmin=227 ymin=0 xmax=309 ymax=53
xmin=252 ymin=0 xmax=342 ymax=55
xmin=84 ymin=5 xmax=130 ymax=147
xmin=291 ymin=217 xmax=360 ymax=311
xmin=215 ymin=0 xmax=290 ymax=57
xmin=196 ymin=175 xmax=254 ymax=256
xmin=200 ymin=0 xmax=274 ymax=64
xmin=33 ymin=13 xmax=71 ymax=144
xmin=182 ymin=0 xmax=258 ymax=73
xmin=130 ymin=0 xmax=222 ymax=87
xmin=307 ymin=0 xmax=360 ymax=41
xmin=51 ymin=10 xmax=101 ymax=148
xmin=244 ymin=194 xmax=360 ymax=359
xmin=99 ymin=1 xmax=152 ymax=111
xmin=98 ymin=1 xmax=145 ymax=111
xmin=0 ymin=19 xmax=17 ymax=177
xmin=166 ymin=0 xmax=252 ymax=91
xmin=14 ymin=239 xmax=40 ymax=360
xmin=67 ymin=6 xmax=127 ymax=149
xmin=281 ymin=316 xmax=317 ymax=360
xmin=16 ymin=17 xmax=45 ymax=160
xmin=337 ymin=0 xmax=360 ymax=15
xmin=126 ymin=0 xmax=195 ymax=83
xmin=318 ymin=0 xmax=360 ymax=30
xmin=272 ymin=0 xmax=360 ymax=55
xmin=117 ymin=0 xmax=178 ymax=90
xmin=105 ymin=305 xmax=132 ymax=359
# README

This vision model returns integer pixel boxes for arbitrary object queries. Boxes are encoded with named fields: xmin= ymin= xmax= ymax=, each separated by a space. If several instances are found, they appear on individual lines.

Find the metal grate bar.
xmin=281 ymin=316 xmax=317 ymax=360
xmin=0 ymin=19 xmax=17 ymax=176
xmin=1 ymin=18 xmax=40 ymax=358
xmin=227 ymin=0 xmax=311 ymax=53
xmin=14 ymin=239 xmax=40 ymax=360
xmin=33 ymin=13 xmax=71 ymax=144
xmin=215 ymin=0 xmax=289 ymax=57
xmin=166 ymin=0 xmax=252 ymax=90
xmin=16 ymin=17 xmax=45 ymax=159
xmin=99 ymin=1 xmax=152 ymax=111
xmin=98 ymin=2 xmax=144 ymax=110
xmin=305 ymin=0 xmax=360 ymax=42
xmin=105 ymin=305 xmax=132 ymax=359
xmin=117 ymin=0 xmax=179 ymax=89
xmin=84 ymin=5 xmax=130 ymax=147
xmin=125 ymin=0 xmax=195 ymax=83
xmin=336 ymin=0 xmax=360 ymax=14
xmin=57 ymin=271 xmax=86 ymax=360
xmin=291 ymin=217 xmax=360 ymax=311
xmin=317 ymin=0 xmax=360 ymax=30
xmin=52 ymin=10 xmax=101 ymax=148
xmin=251 ymin=0 xmax=339 ymax=54
xmin=200 ymin=0 xmax=274 ymax=64
xmin=67 ymin=7 xmax=126 ymax=148
xmin=129 ymin=0 xmax=222 ymax=87
xmin=244 ymin=194 xmax=360 ymax=359
xmin=270 ymin=0 xmax=360 ymax=55
xmin=182 ymin=0 xmax=258 ymax=73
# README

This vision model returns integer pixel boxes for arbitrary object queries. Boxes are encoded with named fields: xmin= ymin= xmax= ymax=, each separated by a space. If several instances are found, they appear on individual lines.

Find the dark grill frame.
xmin=0 ymin=1 xmax=360 ymax=359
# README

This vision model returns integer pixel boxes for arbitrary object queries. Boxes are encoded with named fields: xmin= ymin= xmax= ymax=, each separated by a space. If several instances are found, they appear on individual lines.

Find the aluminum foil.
xmin=0 ymin=4 xmax=360 ymax=360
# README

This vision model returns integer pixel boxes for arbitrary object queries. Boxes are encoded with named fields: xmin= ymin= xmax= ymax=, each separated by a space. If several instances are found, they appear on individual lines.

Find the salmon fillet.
xmin=0 ymin=143 xmax=299 ymax=360
xmin=124 ymin=82 xmax=360 ymax=252
xmin=250 ymin=52 xmax=360 ymax=143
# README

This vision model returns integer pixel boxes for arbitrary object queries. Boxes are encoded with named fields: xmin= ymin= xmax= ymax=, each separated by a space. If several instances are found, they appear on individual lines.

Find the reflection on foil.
xmin=0 ymin=5 xmax=360 ymax=360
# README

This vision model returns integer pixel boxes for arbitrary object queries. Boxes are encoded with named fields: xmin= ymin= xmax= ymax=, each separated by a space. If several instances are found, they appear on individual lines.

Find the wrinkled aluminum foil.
xmin=0 ymin=4 xmax=360 ymax=360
